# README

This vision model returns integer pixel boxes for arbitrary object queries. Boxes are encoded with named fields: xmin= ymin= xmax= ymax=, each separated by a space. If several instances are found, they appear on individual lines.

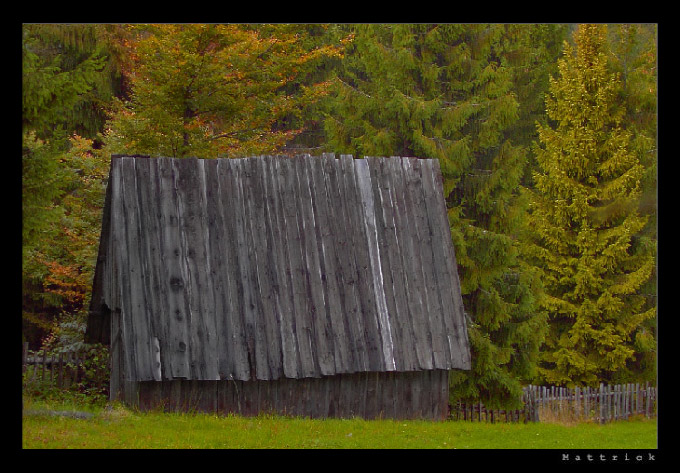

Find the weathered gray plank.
xmin=232 ymin=158 xmax=269 ymax=380
xmin=119 ymin=157 xmax=154 ymax=380
xmin=356 ymin=158 xmax=395 ymax=372
xmin=365 ymin=158 xmax=403 ymax=372
xmin=157 ymin=158 xmax=191 ymax=379
xmin=109 ymin=159 xmax=134 ymax=381
xmin=196 ymin=159 xmax=220 ymax=380
xmin=279 ymin=158 xmax=318 ymax=378
xmin=324 ymin=155 xmax=367 ymax=373
xmin=109 ymin=310 xmax=123 ymax=401
xmin=214 ymin=159 xmax=250 ymax=381
xmin=419 ymin=159 xmax=453 ymax=368
xmin=374 ymin=157 xmax=419 ymax=371
xmin=265 ymin=157 xmax=300 ymax=379
xmin=244 ymin=157 xmax=281 ymax=380
xmin=346 ymin=156 xmax=386 ymax=373
xmin=203 ymin=159 xmax=231 ymax=380
xmin=399 ymin=158 xmax=435 ymax=370
xmin=390 ymin=158 xmax=428 ymax=371
xmin=384 ymin=157 xmax=420 ymax=371
xmin=173 ymin=158 xmax=219 ymax=380
xmin=408 ymin=158 xmax=447 ymax=369
xmin=427 ymin=158 xmax=471 ymax=369
xmin=138 ymin=159 xmax=167 ymax=381
xmin=308 ymin=155 xmax=350 ymax=374
xmin=296 ymin=155 xmax=335 ymax=376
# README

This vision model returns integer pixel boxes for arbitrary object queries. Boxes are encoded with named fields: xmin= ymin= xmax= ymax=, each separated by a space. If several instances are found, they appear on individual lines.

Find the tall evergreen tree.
xmin=22 ymin=24 xmax=112 ymax=346
xmin=324 ymin=24 xmax=545 ymax=408
xmin=606 ymin=23 xmax=657 ymax=383
xmin=525 ymin=24 xmax=655 ymax=387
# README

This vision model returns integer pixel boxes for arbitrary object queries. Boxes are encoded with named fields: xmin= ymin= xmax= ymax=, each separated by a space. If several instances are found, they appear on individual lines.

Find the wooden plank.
xmin=134 ymin=159 xmax=164 ymax=381
xmin=367 ymin=157 xmax=405 ymax=371
xmin=266 ymin=157 xmax=300 ymax=379
xmin=425 ymin=158 xmax=471 ymax=369
xmin=156 ymin=158 xmax=191 ymax=380
xmin=353 ymin=157 xmax=393 ymax=372
xmin=112 ymin=159 xmax=139 ymax=381
xmin=121 ymin=157 xmax=156 ymax=380
xmin=387 ymin=157 xmax=421 ymax=371
xmin=296 ymin=155 xmax=335 ymax=376
xmin=258 ymin=156 xmax=290 ymax=380
xmin=309 ymin=155 xmax=350 ymax=374
xmin=279 ymin=158 xmax=318 ymax=378
xmin=108 ymin=160 xmax=131 ymax=382
xmin=340 ymin=155 xmax=383 ymax=372
xmin=392 ymin=158 xmax=433 ymax=371
xmin=174 ymin=158 xmax=220 ymax=380
xmin=244 ymin=157 xmax=281 ymax=380
xmin=202 ymin=159 xmax=229 ymax=380
xmin=230 ymin=159 xmax=263 ymax=381
xmin=22 ymin=342 xmax=28 ymax=374
xmin=214 ymin=159 xmax=250 ymax=381
xmin=382 ymin=158 xmax=418 ymax=371
xmin=438 ymin=370 xmax=449 ymax=420
xmin=419 ymin=159 xmax=454 ymax=368
xmin=196 ymin=160 xmax=220 ymax=381
xmin=402 ymin=158 xmax=437 ymax=370
xmin=415 ymin=158 xmax=448 ymax=369
xmin=325 ymin=155 xmax=367 ymax=373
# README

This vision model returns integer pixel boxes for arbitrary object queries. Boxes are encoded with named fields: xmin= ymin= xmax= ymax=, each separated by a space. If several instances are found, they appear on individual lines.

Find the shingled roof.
xmin=86 ymin=154 xmax=470 ymax=382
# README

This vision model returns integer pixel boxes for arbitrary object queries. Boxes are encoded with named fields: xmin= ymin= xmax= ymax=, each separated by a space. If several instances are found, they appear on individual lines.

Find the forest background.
xmin=21 ymin=23 xmax=657 ymax=410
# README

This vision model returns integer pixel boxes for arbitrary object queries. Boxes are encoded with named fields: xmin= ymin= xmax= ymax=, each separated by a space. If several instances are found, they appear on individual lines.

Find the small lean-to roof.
xmin=86 ymin=154 xmax=470 ymax=381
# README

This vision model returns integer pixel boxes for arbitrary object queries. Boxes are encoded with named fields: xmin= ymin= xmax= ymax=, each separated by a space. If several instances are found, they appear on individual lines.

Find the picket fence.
xmin=22 ymin=342 xmax=89 ymax=389
xmin=450 ymin=383 xmax=657 ymax=424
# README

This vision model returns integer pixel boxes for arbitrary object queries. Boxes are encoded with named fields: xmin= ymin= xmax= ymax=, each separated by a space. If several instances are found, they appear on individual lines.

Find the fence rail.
xmin=450 ymin=383 xmax=657 ymax=424
xmin=22 ymin=342 xmax=89 ymax=389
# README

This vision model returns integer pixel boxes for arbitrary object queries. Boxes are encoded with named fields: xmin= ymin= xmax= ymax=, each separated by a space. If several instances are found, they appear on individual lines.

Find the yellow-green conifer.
xmin=526 ymin=24 xmax=655 ymax=386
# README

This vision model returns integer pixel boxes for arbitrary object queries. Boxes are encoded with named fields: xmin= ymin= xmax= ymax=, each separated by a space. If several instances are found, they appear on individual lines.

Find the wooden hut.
xmin=85 ymin=154 xmax=470 ymax=420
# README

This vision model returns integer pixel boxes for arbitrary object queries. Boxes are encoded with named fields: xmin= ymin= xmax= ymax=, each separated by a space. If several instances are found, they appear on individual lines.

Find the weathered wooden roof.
xmin=86 ymin=154 xmax=470 ymax=381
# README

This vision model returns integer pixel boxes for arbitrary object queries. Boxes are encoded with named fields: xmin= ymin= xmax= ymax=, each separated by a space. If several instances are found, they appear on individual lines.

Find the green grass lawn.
xmin=22 ymin=398 xmax=657 ymax=449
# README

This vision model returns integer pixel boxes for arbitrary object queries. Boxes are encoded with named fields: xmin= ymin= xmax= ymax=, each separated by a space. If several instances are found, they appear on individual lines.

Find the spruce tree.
xmin=22 ymin=24 xmax=112 ymax=346
xmin=324 ymin=24 xmax=545 ymax=408
xmin=607 ymin=24 xmax=657 ymax=383
xmin=526 ymin=24 xmax=655 ymax=387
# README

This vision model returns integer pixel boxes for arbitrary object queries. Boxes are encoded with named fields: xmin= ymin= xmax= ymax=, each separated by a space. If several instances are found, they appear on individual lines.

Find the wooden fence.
xmin=450 ymin=383 xmax=657 ymax=424
xmin=23 ymin=338 xmax=657 ymax=424
xmin=22 ymin=342 xmax=89 ymax=389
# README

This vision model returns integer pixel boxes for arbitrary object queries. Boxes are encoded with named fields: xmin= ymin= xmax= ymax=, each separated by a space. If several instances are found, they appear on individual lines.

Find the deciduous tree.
xmin=103 ymin=24 xmax=344 ymax=158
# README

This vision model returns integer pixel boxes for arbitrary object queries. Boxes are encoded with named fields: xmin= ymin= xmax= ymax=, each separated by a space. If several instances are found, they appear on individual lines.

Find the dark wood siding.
xmin=89 ymin=155 xmax=470 ymax=382
xmin=133 ymin=369 xmax=450 ymax=420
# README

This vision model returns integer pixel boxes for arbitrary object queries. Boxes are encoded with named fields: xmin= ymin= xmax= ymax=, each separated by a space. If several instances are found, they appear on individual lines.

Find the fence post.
xmin=74 ymin=351 xmax=80 ymax=384
xmin=41 ymin=350 xmax=47 ymax=380
xmin=22 ymin=342 xmax=28 ymax=374
xmin=57 ymin=353 xmax=64 ymax=388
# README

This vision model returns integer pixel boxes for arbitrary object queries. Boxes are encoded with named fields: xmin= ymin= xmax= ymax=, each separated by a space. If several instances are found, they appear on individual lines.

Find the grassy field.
xmin=22 ymin=398 xmax=657 ymax=450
